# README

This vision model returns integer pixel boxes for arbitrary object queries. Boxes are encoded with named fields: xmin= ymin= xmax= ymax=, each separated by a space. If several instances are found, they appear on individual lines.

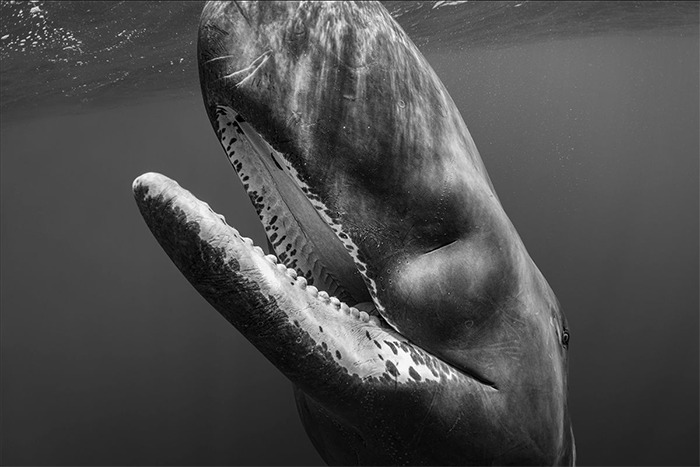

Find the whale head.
xmin=132 ymin=1 xmax=577 ymax=464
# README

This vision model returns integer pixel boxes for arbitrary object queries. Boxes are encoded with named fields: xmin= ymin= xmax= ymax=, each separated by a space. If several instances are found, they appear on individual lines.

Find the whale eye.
xmin=561 ymin=329 xmax=570 ymax=348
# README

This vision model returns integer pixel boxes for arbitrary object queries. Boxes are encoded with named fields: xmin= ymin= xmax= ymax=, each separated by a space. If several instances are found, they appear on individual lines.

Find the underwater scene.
xmin=1 ymin=1 xmax=698 ymax=465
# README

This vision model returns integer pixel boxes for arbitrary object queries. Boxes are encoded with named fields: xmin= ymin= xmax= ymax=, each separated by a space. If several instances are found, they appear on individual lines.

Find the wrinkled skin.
xmin=133 ymin=1 xmax=574 ymax=465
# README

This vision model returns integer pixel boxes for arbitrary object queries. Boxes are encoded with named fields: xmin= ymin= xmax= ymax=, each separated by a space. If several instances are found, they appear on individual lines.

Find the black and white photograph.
xmin=1 ymin=1 xmax=698 ymax=465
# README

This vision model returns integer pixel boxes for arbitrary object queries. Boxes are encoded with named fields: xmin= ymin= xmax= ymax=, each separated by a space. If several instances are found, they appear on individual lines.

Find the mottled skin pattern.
xmin=135 ymin=1 xmax=574 ymax=465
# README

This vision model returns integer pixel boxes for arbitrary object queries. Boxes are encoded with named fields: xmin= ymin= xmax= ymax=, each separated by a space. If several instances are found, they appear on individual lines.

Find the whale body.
xmin=134 ymin=1 xmax=574 ymax=464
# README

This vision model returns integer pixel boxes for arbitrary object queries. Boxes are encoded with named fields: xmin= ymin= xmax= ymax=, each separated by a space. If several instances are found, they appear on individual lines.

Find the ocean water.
xmin=1 ymin=1 xmax=698 ymax=465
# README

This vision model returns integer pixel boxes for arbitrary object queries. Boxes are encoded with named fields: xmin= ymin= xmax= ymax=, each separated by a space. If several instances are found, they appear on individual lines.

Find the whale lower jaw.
xmin=132 ymin=172 xmax=495 ymax=401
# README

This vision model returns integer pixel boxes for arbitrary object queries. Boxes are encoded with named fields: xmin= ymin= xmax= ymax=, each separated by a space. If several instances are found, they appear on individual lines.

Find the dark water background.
xmin=1 ymin=1 xmax=698 ymax=465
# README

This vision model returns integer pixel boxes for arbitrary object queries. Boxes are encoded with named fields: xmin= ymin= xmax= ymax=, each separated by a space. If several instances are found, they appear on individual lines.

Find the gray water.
xmin=1 ymin=2 xmax=698 ymax=465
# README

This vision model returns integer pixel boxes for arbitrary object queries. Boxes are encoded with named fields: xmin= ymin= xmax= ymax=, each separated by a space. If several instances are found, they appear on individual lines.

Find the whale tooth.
xmin=368 ymin=316 xmax=381 ymax=326
xmin=350 ymin=307 xmax=360 ymax=318
xmin=307 ymin=285 xmax=318 ymax=297
xmin=296 ymin=276 xmax=307 ymax=288
xmin=359 ymin=311 xmax=369 ymax=322
xmin=276 ymin=263 xmax=287 ymax=273
xmin=242 ymin=236 xmax=254 ymax=247
xmin=253 ymin=246 xmax=264 ymax=256
xmin=265 ymin=254 xmax=278 ymax=264
xmin=287 ymin=268 xmax=298 ymax=279
xmin=318 ymin=291 xmax=330 ymax=302
xmin=340 ymin=303 xmax=350 ymax=314
xmin=217 ymin=213 xmax=227 ymax=224
xmin=329 ymin=297 xmax=340 ymax=308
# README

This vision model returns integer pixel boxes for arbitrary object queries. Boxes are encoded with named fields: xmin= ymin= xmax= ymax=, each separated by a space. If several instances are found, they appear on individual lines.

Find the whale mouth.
xmin=207 ymin=104 xmax=497 ymax=390
xmin=133 ymin=171 xmax=486 ymax=391
xmin=210 ymin=103 xmax=392 ymax=330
